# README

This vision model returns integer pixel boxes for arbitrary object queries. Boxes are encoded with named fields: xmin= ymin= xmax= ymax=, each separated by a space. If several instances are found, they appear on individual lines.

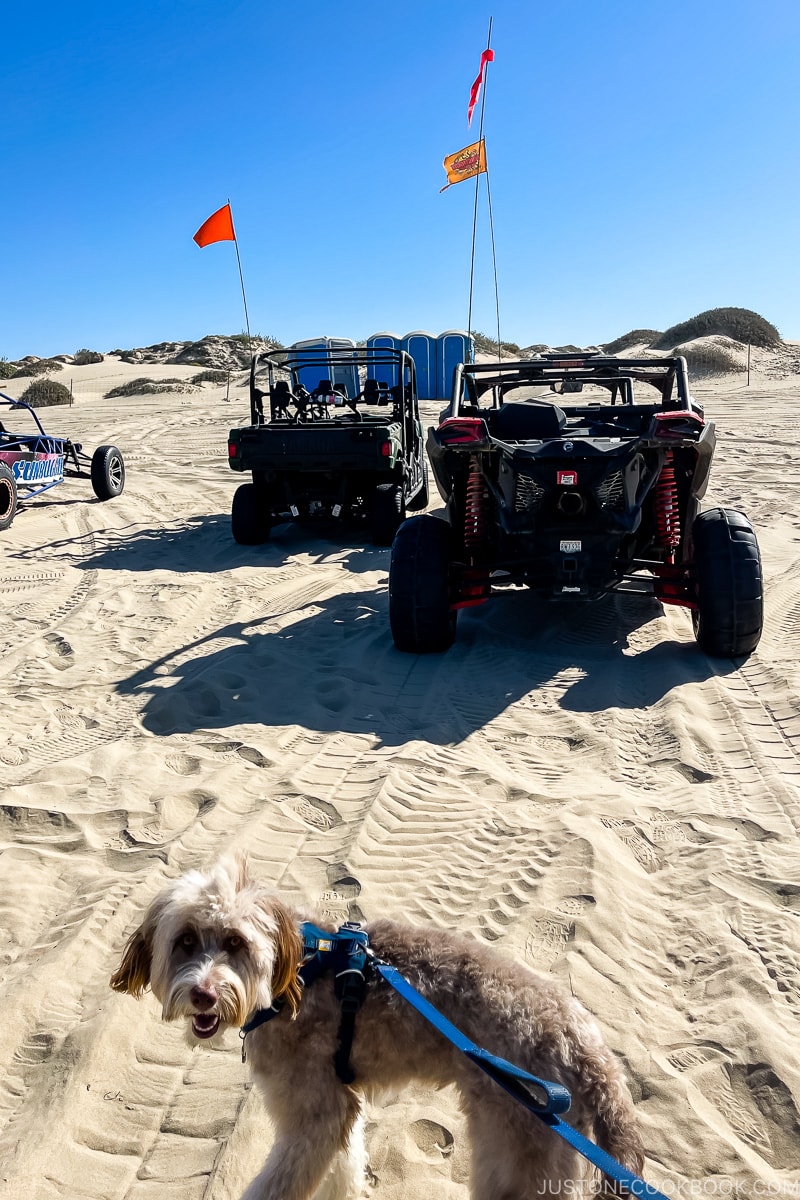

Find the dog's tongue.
xmin=192 ymin=1013 xmax=220 ymax=1039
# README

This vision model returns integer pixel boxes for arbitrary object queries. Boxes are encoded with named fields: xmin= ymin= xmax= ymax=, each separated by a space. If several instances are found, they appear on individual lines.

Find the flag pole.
xmin=467 ymin=18 xmax=493 ymax=341
xmin=229 ymin=198 xmax=252 ymax=353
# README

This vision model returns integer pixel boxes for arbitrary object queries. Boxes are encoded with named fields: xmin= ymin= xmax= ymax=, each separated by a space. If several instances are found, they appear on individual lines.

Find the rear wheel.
xmin=691 ymin=507 xmax=763 ymax=657
xmin=372 ymin=482 xmax=405 ymax=545
xmin=405 ymin=461 xmax=429 ymax=512
xmin=0 ymin=462 xmax=18 ymax=530
xmin=91 ymin=444 xmax=125 ymax=499
xmin=232 ymin=482 xmax=272 ymax=545
xmin=389 ymin=514 xmax=456 ymax=652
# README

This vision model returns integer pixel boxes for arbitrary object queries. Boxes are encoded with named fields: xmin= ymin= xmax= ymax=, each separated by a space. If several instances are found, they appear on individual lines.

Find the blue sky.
xmin=3 ymin=0 xmax=799 ymax=359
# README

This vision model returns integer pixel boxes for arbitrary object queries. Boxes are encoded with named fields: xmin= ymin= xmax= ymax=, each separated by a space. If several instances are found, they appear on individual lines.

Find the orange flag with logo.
xmin=440 ymin=139 xmax=487 ymax=192
xmin=193 ymin=203 xmax=236 ymax=247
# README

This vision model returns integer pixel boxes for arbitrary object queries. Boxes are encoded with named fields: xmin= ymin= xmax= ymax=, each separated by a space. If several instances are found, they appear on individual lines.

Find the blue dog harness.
xmin=240 ymin=922 xmax=668 ymax=1199
xmin=241 ymin=922 xmax=370 ymax=1083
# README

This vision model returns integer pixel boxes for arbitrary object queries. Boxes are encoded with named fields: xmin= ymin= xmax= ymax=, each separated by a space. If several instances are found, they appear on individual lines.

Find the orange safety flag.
xmin=467 ymin=48 xmax=494 ymax=126
xmin=440 ymin=139 xmax=487 ymax=192
xmin=193 ymin=203 xmax=236 ymax=247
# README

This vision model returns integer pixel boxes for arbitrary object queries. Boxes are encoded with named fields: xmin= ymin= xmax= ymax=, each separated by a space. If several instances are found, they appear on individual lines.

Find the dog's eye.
xmin=223 ymin=934 xmax=243 ymax=954
xmin=176 ymin=931 xmax=196 ymax=952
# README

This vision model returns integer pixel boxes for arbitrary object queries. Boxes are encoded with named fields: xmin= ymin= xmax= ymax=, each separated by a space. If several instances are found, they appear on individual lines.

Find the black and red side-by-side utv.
xmin=388 ymin=353 xmax=763 ymax=656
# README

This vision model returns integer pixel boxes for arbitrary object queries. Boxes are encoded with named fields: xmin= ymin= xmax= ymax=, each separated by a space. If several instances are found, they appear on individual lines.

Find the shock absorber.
xmin=456 ymin=454 xmax=492 ymax=608
xmin=463 ymin=456 xmax=487 ymax=550
xmin=654 ymin=450 xmax=681 ymax=560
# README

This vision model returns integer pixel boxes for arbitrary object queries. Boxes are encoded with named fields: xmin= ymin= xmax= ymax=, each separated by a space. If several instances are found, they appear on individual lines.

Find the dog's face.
xmin=110 ymin=855 xmax=303 ymax=1043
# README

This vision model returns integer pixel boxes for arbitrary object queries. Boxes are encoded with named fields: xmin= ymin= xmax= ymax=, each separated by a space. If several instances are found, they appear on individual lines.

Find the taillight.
xmin=652 ymin=412 xmax=704 ymax=439
xmin=380 ymin=441 xmax=392 ymax=457
xmin=228 ymin=442 xmax=238 ymax=458
xmin=437 ymin=417 xmax=488 ymax=445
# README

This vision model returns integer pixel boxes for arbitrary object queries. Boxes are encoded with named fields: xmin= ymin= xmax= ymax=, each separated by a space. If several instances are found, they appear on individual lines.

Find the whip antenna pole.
xmin=229 ymin=198 xmax=252 ymax=353
xmin=467 ymin=17 xmax=493 ymax=340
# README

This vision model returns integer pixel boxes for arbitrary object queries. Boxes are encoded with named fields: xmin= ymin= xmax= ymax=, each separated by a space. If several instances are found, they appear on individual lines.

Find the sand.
xmin=0 ymin=353 xmax=799 ymax=1198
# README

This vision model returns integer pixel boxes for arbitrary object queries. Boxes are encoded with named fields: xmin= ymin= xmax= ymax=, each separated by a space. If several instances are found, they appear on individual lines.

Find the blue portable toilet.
xmin=326 ymin=337 xmax=359 ymax=400
xmin=287 ymin=337 xmax=327 ymax=394
xmin=288 ymin=337 xmax=358 ymax=400
xmin=366 ymin=332 xmax=401 ymax=390
xmin=436 ymin=329 xmax=475 ymax=402
xmin=402 ymin=331 xmax=437 ymax=400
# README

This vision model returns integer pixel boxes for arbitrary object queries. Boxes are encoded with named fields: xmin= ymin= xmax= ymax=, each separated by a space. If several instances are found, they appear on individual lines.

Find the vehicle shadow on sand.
xmin=116 ymin=584 xmax=732 ymax=748
xmin=10 ymin=513 xmax=388 ymax=573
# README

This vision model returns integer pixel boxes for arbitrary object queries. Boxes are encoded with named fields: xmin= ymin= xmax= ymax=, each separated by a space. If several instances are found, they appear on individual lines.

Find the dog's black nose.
xmin=190 ymin=985 xmax=217 ymax=1011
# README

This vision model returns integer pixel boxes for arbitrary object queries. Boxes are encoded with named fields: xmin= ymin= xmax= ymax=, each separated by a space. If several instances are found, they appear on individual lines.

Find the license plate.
xmin=560 ymin=539 xmax=581 ymax=553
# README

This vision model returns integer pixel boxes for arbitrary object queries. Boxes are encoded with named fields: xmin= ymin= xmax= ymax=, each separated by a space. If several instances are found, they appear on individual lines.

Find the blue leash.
xmin=369 ymin=954 xmax=668 ymax=1200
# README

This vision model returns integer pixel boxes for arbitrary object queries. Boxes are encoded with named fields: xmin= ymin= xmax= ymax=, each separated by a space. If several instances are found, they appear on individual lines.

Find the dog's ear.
xmin=110 ymin=925 xmax=152 ymax=997
xmin=270 ymin=900 xmax=304 ymax=1018
xmin=217 ymin=849 xmax=250 ymax=892
xmin=232 ymin=849 xmax=250 ymax=891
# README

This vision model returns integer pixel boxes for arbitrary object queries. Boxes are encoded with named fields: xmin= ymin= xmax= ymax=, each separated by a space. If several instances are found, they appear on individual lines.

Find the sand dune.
xmin=1 ymin=354 xmax=799 ymax=1197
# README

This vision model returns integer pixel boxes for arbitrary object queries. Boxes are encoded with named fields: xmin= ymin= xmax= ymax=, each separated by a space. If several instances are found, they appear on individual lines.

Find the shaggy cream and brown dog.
xmin=110 ymin=856 xmax=645 ymax=1200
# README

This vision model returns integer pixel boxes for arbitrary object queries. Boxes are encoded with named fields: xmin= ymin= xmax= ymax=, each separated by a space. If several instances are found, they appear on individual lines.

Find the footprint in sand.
xmin=237 ymin=745 xmax=271 ymax=768
xmin=287 ymin=794 xmax=342 ymax=830
xmin=601 ymin=817 xmax=662 ymax=873
xmin=525 ymin=918 xmax=574 ymax=967
xmin=43 ymin=632 xmax=75 ymax=670
xmin=0 ymin=744 xmax=30 ymax=766
xmin=409 ymin=1119 xmax=455 ymax=1158
xmin=165 ymin=752 xmax=202 ymax=776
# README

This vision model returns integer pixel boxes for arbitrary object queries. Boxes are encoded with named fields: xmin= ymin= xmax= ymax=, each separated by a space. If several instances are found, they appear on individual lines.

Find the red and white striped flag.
xmin=467 ymin=48 xmax=494 ymax=126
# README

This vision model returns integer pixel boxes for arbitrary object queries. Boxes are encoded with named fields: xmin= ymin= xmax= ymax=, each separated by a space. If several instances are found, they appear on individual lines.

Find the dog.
xmin=110 ymin=855 xmax=645 ymax=1200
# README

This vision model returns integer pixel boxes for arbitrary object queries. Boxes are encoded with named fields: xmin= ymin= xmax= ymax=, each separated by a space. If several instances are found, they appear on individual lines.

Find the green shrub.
xmin=191 ymin=369 xmax=228 ymax=385
xmin=473 ymin=331 xmax=522 ymax=356
xmin=602 ymin=329 xmax=662 ymax=354
xmin=228 ymin=332 xmax=283 ymax=348
xmin=105 ymin=377 xmax=191 ymax=398
xmin=11 ymin=358 xmax=63 ymax=378
xmin=0 ymin=359 xmax=15 ymax=379
xmin=678 ymin=343 xmax=745 ymax=376
xmin=19 ymin=378 xmax=73 ymax=407
xmin=74 ymin=348 xmax=104 ymax=365
xmin=652 ymin=307 xmax=780 ymax=351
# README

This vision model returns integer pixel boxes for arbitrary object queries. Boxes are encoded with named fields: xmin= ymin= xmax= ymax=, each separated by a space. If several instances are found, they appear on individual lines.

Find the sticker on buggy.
xmin=12 ymin=455 xmax=65 ymax=484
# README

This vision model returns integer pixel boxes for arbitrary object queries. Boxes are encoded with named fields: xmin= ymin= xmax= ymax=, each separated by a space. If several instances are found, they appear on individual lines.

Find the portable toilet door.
xmin=436 ymin=329 xmax=475 ymax=402
xmin=402 ymin=331 xmax=437 ymax=400
xmin=326 ymin=337 xmax=359 ymax=401
xmin=366 ymin=332 xmax=401 ymax=390
xmin=287 ymin=337 xmax=328 ymax=395
xmin=288 ymin=337 xmax=358 ymax=400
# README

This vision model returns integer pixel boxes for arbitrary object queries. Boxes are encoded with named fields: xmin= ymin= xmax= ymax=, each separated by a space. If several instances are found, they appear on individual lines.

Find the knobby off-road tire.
xmin=389 ymin=514 xmax=457 ymax=653
xmin=405 ymin=462 xmax=430 ymax=512
xmin=0 ymin=462 xmax=18 ymax=530
xmin=372 ymin=482 xmax=406 ymax=546
xmin=91 ymin=444 xmax=125 ymax=500
xmin=691 ymin=507 xmax=763 ymax=657
xmin=231 ymin=482 xmax=272 ymax=545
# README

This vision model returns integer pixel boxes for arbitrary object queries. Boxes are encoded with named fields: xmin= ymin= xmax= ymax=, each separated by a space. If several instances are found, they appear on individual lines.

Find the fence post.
xmin=747 ymin=343 xmax=751 ymax=387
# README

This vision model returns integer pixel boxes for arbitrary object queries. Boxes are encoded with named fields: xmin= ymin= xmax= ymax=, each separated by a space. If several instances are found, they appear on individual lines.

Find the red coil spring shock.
xmin=654 ymin=450 xmax=681 ymax=560
xmin=464 ymin=456 xmax=487 ymax=550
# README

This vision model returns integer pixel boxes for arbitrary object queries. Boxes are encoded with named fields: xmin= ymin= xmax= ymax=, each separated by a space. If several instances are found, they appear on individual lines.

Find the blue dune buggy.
xmin=0 ymin=394 xmax=125 ymax=530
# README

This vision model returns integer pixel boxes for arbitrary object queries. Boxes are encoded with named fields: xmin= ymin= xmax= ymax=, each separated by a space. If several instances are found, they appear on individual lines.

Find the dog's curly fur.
xmin=111 ymin=856 xmax=646 ymax=1200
